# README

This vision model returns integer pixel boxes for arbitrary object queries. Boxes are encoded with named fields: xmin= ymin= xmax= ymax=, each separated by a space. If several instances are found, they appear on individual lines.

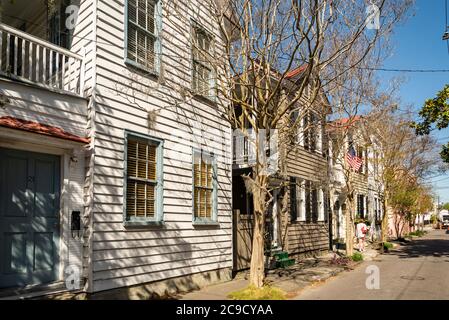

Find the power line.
xmin=359 ymin=67 xmax=449 ymax=73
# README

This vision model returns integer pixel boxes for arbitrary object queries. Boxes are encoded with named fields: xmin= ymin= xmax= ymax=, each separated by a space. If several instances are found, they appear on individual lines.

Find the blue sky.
xmin=378 ymin=0 xmax=449 ymax=203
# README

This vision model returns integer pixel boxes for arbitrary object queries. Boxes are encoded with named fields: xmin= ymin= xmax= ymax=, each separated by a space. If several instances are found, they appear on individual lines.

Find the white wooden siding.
xmin=90 ymin=0 xmax=233 ymax=292
xmin=0 ymin=79 xmax=88 ymax=283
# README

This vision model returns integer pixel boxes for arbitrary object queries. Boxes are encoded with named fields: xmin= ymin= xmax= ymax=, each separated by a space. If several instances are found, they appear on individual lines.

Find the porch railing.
xmin=0 ymin=23 xmax=85 ymax=96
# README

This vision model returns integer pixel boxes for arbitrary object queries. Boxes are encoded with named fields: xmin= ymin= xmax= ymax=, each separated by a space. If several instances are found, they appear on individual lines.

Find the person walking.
xmin=356 ymin=219 xmax=368 ymax=252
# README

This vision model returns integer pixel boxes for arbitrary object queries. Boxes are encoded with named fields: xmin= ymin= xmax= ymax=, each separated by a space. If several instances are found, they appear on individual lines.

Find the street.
xmin=295 ymin=230 xmax=449 ymax=300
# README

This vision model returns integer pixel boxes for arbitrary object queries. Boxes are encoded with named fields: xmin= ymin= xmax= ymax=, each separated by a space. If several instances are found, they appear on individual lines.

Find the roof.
xmin=0 ymin=116 xmax=90 ymax=144
xmin=328 ymin=116 xmax=362 ymax=129
xmin=285 ymin=65 xmax=308 ymax=79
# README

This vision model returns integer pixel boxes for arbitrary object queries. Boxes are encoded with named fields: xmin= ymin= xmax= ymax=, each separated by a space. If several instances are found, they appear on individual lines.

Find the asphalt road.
xmin=295 ymin=229 xmax=449 ymax=300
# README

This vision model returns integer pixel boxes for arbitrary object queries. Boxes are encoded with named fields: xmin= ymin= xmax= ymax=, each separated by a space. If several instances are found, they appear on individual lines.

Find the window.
xmin=356 ymin=146 xmax=367 ymax=174
xmin=193 ymin=150 xmax=218 ymax=223
xmin=191 ymin=22 xmax=215 ymax=98
xmin=290 ymin=177 xmax=307 ymax=222
xmin=125 ymin=133 xmax=164 ymax=224
xmin=375 ymin=197 xmax=383 ymax=221
xmin=290 ymin=177 xmax=298 ymax=221
xmin=126 ymin=0 xmax=161 ymax=72
xmin=357 ymin=194 xmax=366 ymax=219
xmin=304 ymin=180 xmax=319 ymax=223
xmin=303 ymin=112 xmax=320 ymax=153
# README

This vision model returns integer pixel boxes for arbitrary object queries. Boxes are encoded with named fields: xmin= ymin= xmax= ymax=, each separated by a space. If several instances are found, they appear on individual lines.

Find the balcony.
xmin=0 ymin=22 xmax=85 ymax=96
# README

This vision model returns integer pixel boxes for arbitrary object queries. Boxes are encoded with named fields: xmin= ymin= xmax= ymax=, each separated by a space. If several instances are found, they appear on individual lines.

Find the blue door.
xmin=0 ymin=148 xmax=60 ymax=289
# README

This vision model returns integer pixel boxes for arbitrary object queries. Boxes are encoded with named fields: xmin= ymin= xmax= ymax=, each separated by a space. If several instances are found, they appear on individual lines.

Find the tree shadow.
xmin=388 ymin=233 xmax=449 ymax=259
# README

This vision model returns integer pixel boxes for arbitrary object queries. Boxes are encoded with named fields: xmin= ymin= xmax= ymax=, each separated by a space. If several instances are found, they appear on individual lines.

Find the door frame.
xmin=0 ymin=138 xmax=76 ymax=285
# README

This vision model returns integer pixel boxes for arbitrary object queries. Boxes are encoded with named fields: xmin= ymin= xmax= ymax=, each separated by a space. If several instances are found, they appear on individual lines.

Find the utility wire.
xmin=3 ymin=13 xmax=449 ymax=74
xmin=359 ymin=67 xmax=449 ymax=73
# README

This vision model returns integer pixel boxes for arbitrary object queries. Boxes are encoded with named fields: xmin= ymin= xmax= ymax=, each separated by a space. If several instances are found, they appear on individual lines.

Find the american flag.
xmin=346 ymin=145 xmax=363 ymax=172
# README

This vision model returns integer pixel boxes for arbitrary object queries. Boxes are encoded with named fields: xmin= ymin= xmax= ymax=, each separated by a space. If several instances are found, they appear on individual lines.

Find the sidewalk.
xmin=179 ymin=247 xmax=380 ymax=300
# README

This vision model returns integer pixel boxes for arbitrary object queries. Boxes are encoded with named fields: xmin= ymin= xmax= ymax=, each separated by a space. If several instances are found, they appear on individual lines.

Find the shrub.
xmin=409 ymin=230 xmax=426 ymax=237
xmin=228 ymin=286 xmax=287 ymax=300
xmin=383 ymin=242 xmax=394 ymax=250
xmin=351 ymin=252 xmax=364 ymax=262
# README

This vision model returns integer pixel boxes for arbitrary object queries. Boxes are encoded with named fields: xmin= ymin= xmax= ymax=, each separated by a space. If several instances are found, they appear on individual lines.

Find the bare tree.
xmin=112 ymin=0 xmax=413 ymax=288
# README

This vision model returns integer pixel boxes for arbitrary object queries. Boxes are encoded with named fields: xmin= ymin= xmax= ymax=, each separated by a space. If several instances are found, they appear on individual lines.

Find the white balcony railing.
xmin=0 ymin=23 xmax=85 ymax=96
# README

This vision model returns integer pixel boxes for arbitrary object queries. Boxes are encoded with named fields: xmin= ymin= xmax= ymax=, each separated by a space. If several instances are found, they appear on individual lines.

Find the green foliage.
xmin=441 ymin=203 xmax=449 ymax=211
xmin=411 ymin=84 xmax=449 ymax=163
xmin=409 ymin=230 xmax=426 ymax=237
xmin=383 ymin=242 xmax=394 ymax=250
xmin=228 ymin=286 xmax=286 ymax=300
xmin=351 ymin=252 xmax=364 ymax=262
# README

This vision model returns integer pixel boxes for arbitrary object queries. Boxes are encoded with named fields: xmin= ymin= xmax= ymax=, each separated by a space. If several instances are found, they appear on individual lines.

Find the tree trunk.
xmin=381 ymin=194 xmax=389 ymax=250
xmin=345 ymin=195 xmax=354 ymax=256
xmin=249 ymin=174 xmax=267 ymax=288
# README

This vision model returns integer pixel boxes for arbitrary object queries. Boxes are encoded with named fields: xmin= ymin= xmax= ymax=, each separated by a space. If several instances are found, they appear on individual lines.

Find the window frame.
xmin=192 ymin=148 xmax=219 ymax=225
xmin=124 ymin=0 xmax=162 ymax=75
xmin=190 ymin=19 xmax=216 ymax=100
xmin=123 ymin=131 xmax=164 ymax=226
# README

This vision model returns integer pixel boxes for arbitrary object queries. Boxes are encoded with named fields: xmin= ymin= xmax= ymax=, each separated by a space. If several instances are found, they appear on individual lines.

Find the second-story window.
xmin=356 ymin=146 xmax=367 ymax=174
xmin=126 ymin=0 xmax=160 ymax=72
xmin=303 ymin=112 xmax=321 ymax=153
xmin=191 ymin=22 xmax=215 ymax=98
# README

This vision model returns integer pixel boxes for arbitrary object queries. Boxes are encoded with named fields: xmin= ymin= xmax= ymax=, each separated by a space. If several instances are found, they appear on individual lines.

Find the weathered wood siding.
xmin=283 ymin=144 xmax=330 ymax=257
xmin=90 ymin=0 xmax=233 ymax=292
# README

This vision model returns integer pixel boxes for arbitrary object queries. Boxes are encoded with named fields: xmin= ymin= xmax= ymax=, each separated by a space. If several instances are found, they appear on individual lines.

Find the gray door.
xmin=0 ymin=148 xmax=60 ymax=289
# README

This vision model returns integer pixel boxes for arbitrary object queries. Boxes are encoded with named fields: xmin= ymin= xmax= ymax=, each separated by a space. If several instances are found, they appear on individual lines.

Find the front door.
xmin=0 ymin=148 xmax=61 ymax=289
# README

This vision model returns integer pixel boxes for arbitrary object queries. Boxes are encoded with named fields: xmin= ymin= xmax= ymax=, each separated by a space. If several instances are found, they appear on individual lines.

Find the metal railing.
xmin=0 ymin=23 xmax=85 ymax=96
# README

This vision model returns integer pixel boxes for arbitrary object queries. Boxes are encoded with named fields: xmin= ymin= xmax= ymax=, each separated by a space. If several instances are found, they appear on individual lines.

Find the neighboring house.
xmin=0 ymin=0 xmax=234 ymax=298
xmin=328 ymin=117 xmax=385 ymax=248
xmin=232 ymin=67 xmax=331 ymax=271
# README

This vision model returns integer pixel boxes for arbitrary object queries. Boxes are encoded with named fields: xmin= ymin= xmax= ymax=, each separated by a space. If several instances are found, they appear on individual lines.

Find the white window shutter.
xmin=299 ymin=181 xmax=306 ymax=221
xmin=316 ymin=121 xmax=322 ymax=153
xmin=248 ymin=130 xmax=257 ymax=165
xmin=268 ymin=130 xmax=279 ymax=174
xmin=318 ymin=189 xmax=325 ymax=221
xmin=298 ymin=113 xmax=304 ymax=147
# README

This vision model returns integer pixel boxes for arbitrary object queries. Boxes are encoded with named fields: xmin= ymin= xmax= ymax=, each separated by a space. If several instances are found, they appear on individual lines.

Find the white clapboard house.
xmin=0 ymin=0 xmax=234 ymax=298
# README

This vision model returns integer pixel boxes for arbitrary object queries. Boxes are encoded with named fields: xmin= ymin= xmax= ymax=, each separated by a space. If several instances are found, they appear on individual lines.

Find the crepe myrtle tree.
xmin=211 ymin=0 xmax=413 ymax=286
xmin=114 ymin=0 xmax=413 ymax=288
xmin=367 ymin=105 xmax=444 ymax=240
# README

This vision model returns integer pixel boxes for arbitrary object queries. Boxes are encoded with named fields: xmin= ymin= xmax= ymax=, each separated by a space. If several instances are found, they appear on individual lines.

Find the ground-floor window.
xmin=193 ymin=149 xmax=218 ymax=223
xmin=357 ymin=194 xmax=366 ymax=219
xmin=125 ymin=132 xmax=164 ymax=224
